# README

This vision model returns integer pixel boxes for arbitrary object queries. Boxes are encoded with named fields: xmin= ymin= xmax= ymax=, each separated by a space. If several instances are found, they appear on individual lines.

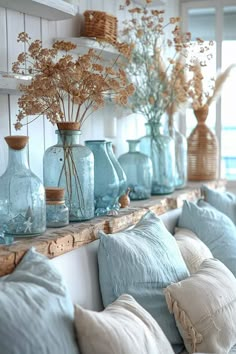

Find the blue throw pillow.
xmin=0 ymin=248 xmax=79 ymax=354
xmin=98 ymin=210 xmax=189 ymax=348
xmin=178 ymin=200 xmax=236 ymax=277
xmin=202 ymin=184 xmax=236 ymax=224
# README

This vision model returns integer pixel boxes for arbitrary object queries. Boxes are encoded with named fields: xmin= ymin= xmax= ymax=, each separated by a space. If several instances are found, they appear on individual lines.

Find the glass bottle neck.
xmin=127 ymin=140 xmax=139 ymax=152
xmin=7 ymin=146 xmax=29 ymax=170
xmin=56 ymin=130 xmax=81 ymax=145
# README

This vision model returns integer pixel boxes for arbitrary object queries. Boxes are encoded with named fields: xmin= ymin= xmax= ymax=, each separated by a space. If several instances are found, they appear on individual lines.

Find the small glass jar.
xmin=45 ymin=187 xmax=69 ymax=228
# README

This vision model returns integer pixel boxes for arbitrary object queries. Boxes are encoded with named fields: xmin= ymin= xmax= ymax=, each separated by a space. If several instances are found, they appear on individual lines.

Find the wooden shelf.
xmin=0 ymin=180 xmax=226 ymax=277
xmin=0 ymin=0 xmax=78 ymax=20
xmin=55 ymin=37 xmax=120 ymax=61
xmin=0 ymin=75 xmax=31 ymax=95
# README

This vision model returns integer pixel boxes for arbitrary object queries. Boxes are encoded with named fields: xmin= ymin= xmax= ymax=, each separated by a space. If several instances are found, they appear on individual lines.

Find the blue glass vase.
xmin=0 ymin=136 xmax=46 ymax=236
xmin=106 ymin=141 xmax=127 ymax=206
xmin=43 ymin=123 xmax=94 ymax=221
xmin=85 ymin=140 xmax=119 ymax=216
xmin=118 ymin=139 xmax=152 ymax=200
xmin=168 ymin=116 xmax=187 ymax=189
xmin=140 ymin=122 xmax=175 ymax=195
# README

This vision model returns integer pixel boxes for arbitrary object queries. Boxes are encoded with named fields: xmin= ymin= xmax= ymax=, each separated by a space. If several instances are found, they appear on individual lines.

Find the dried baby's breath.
xmin=13 ymin=32 xmax=135 ymax=130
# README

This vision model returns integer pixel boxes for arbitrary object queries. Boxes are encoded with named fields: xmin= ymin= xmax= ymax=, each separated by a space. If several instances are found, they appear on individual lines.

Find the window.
xmin=181 ymin=0 xmax=236 ymax=180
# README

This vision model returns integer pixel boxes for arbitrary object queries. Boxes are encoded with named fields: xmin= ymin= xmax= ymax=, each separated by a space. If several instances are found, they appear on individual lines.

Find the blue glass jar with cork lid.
xmin=45 ymin=187 xmax=69 ymax=228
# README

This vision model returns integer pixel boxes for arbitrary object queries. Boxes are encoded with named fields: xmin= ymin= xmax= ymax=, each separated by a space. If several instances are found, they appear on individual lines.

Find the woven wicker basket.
xmin=187 ymin=105 xmax=219 ymax=181
xmin=83 ymin=10 xmax=117 ymax=44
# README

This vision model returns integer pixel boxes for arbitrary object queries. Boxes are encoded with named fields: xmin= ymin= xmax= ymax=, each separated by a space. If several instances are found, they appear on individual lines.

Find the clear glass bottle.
xmin=0 ymin=135 xmax=46 ymax=236
xmin=43 ymin=123 xmax=94 ymax=222
xmin=168 ymin=116 xmax=187 ymax=189
xmin=140 ymin=122 xmax=175 ymax=195
xmin=106 ymin=141 xmax=127 ymax=208
xmin=85 ymin=140 xmax=119 ymax=216
xmin=45 ymin=187 xmax=69 ymax=228
xmin=118 ymin=139 xmax=153 ymax=200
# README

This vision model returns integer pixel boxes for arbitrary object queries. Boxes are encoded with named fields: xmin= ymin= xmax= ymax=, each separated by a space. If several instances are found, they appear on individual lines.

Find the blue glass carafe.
xmin=0 ymin=135 xmax=46 ymax=236
xmin=43 ymin=123 xmax=94 ymax=221
xmin=85 ymin=140 xmax=119 ymax=216
xmin=118 ymin=139 xmax=152 ymax=200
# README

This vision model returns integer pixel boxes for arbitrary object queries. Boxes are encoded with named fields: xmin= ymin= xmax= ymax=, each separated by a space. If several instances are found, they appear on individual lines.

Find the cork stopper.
xmin=57 ymin=122 xmax=80 ymax=131
xmin=5 ymin=135 xmax=29 ymax=150
xmin=45 ymin=187 xmax=65 ymax=201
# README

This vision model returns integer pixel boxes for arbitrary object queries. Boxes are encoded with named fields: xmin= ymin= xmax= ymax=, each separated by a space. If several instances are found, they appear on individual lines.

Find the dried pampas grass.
xmin=207 ymin=64 xmax=236 ymax=106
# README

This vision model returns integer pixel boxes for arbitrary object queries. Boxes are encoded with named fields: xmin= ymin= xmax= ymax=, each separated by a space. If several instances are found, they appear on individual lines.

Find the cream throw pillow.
xmin=74 ymin=294 xmax=174 ymax=354
xmin=174 ymin=227 xmax=213 ymax=273
xmin=164 ymin=258 xmax=236 ymax=354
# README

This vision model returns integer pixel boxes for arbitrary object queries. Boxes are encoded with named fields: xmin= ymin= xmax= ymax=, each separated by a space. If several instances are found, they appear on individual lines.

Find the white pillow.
xmin=164 ymin=258 xmax=236 ymax=354
xmin=174 ymin=227 xmax=213 ymax=273
xmin=74 ymin=294 xmax=174 ymax=354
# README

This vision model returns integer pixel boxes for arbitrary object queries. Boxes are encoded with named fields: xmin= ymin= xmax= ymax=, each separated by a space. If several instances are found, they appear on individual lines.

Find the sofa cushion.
xmin=178 ymin=200 xmax=236 ymax=277
xmin=164 ymin=258 xmax=236 ymax=353
xmin=174 ymin=227 xmax=213 ymax=274
xmin=75 ymin=294 xmax=175 ymax=354
xmin=202 ymin=184 xmax=236 ymax=223
xmin=98 ymin=210 xmax=189 ymax=347
xmin=0 ymin=248 xmax=79 ymax=354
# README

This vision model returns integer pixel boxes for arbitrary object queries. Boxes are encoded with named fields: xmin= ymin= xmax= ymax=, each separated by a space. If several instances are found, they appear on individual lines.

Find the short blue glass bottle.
xmin=45 ymin=187 xmax=69 ymax=228
xmin=118 ymin=139 xmax=152 ymax=200
xmin=106 ymin=141 xmax=127 ymax=209
xmin=85 ymin=140 xmax=119 ymax=216
xmin=0 ymin=135 xmax=46 ymax=236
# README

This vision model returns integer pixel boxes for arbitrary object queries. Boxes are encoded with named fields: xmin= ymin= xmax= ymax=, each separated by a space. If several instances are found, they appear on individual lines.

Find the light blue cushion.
xmin=98 ymin=210 xmax=189 ymax=347
xmin=178 ymin=200 xmax=236 ymax=277
xmin=202 ymin=184 xmax=236 ymax=224
xmin=0 ymin=248 xmax=79 ymax=354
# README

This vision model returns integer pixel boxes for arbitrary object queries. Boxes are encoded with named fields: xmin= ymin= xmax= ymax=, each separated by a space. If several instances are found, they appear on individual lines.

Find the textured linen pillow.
xmin=75 ymin=294 xmax=174 ymax=354
xmin=178 ymin=200 xmax=236 ymax=277
xmin=174 ymin=227 xmax=213 ymax=273
xmin=202 ymin=184 xmax=236 ymax=223
xmin=98 ymin=210 xmax=189 ymax=347
xmin=0 ymin=248 xmax=79 ymax=354
xmin=164 ymin=258 xmax=236 ymax=354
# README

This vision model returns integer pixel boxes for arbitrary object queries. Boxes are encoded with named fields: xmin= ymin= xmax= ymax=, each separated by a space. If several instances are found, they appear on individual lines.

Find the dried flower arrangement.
xmin=119 ymin=0 xmax=213 ymax=125
xmin=12 ymin=32 xmax=135 ymax=130
xmin=189 ymin=61 xmax=236 ymax=111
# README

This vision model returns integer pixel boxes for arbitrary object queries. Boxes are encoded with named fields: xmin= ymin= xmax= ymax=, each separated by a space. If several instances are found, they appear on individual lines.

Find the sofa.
xmin=2 ymin=185 xmax=236 ymax=354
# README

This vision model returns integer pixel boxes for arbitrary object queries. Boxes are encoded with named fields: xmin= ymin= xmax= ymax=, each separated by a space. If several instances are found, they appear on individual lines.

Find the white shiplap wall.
xmin=0 ymin=0 xmax=178 ymax=180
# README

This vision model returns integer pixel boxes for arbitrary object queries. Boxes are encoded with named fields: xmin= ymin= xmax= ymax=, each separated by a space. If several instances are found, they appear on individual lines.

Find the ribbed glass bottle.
xmin=85 ymin=140 xmax=119 ymax=216
xmin=139 ymin=122 xmax=175 ymax=195
xmin=0 ymin=135 xmax=46 ymax=236
xmin=118 ymin=139 xmax=152 ymax=200
xmin=43 ymin=123 xmax=94 ymax=221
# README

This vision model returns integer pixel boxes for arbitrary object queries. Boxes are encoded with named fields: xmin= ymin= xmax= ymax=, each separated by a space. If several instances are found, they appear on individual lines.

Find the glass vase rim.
xmin=85 ymin=140 xmax=107 ymax=144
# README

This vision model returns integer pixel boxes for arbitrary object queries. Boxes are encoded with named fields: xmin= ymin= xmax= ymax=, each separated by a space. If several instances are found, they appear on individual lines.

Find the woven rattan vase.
xmin=187 ymin=105 xmax=218 ymax=181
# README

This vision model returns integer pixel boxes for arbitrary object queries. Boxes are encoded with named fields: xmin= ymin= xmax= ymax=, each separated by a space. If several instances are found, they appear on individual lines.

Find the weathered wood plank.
xmin=0 ymin=181 xmax=227 ymax=277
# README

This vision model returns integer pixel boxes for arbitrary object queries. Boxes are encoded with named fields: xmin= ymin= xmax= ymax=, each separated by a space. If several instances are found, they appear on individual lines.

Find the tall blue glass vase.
xmin=140 ymin=122 xmax=175 ymax=195
xmin=43 ymin=122 xmax=94 ymax=221
xmin=118 ymin=139 xmax=152 ymax=200
xmin=85 ymin=140 xmax=119 ymax=216
xmin=106 ymin=141 xmax=127 ymax=205
xmin=0 ymin=135 xmax=46 ymax=236
xmin=168 ymin=115 xmax=187 ymax=189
